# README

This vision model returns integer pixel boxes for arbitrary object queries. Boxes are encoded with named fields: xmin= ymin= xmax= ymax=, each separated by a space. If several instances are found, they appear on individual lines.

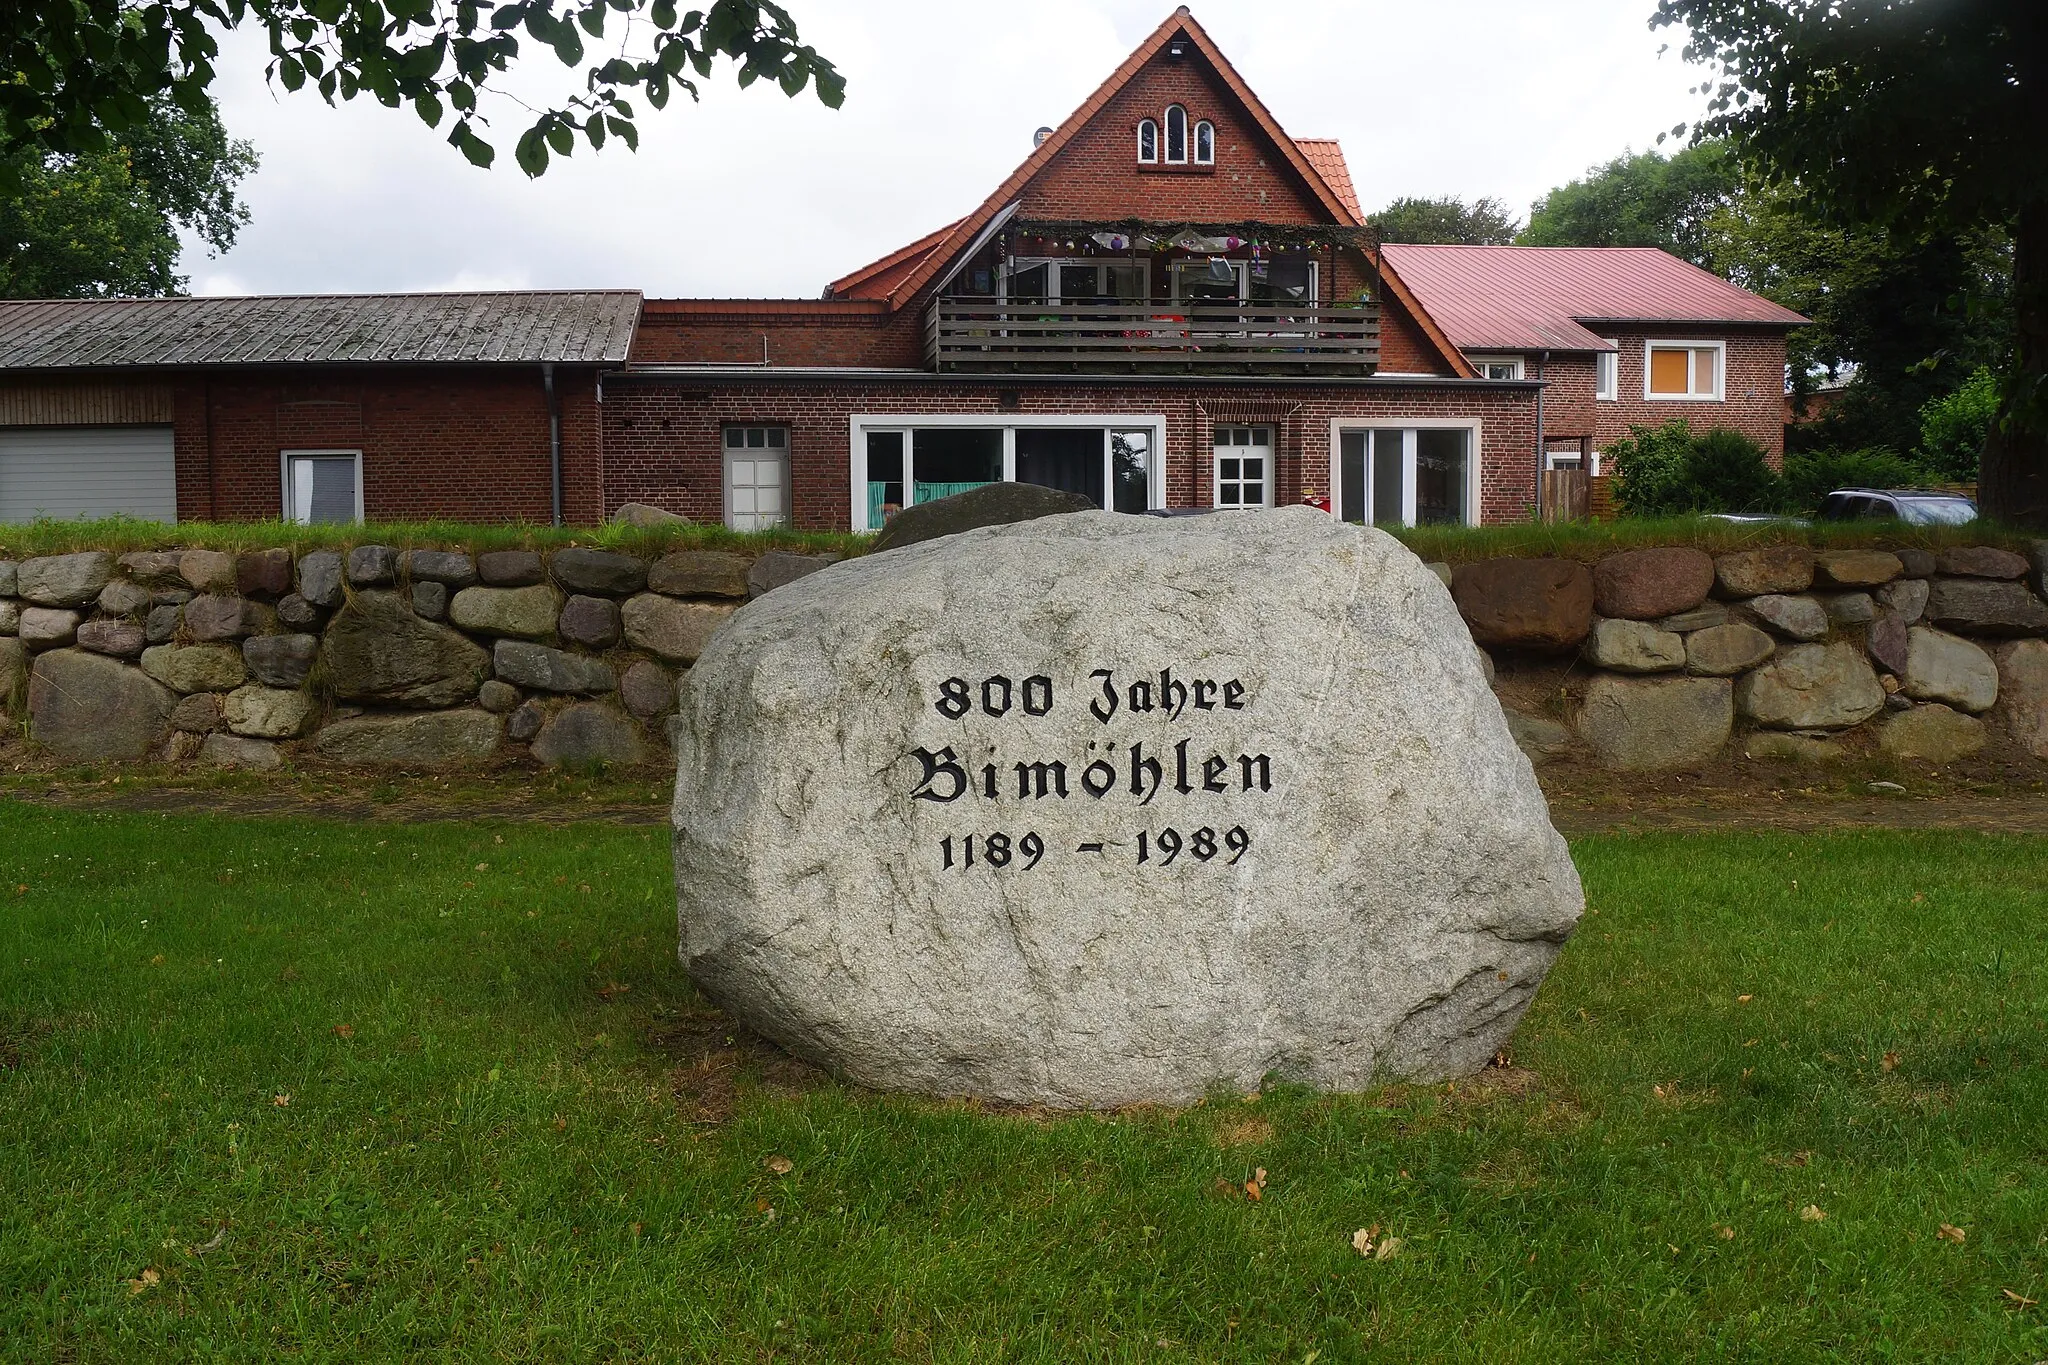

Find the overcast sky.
xmin=182 ymin=1 xmax=1711 ymax=299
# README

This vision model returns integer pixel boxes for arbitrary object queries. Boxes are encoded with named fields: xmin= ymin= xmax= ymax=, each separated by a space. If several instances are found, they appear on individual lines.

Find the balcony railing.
xmin=925 ymin=300 xmax=1380 ymax=375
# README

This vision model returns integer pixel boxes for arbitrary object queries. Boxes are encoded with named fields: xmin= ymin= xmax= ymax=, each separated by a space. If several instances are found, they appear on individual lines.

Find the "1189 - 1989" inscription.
xmin=939 ymin=826 xmax=1251 ymax=871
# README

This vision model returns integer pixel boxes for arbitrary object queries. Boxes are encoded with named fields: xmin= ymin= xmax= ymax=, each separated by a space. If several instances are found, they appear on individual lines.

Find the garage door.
xmin=0 ymin=426 xmax=177 ymax=524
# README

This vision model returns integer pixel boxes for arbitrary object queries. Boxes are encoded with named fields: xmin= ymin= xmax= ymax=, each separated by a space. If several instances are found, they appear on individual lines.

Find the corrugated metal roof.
xmin=1379 ymin=244 xmax=1807 ymax=352
xmin=1295 ymin=139 xmax=1362 ymax=224
xmin=0 ymin=291 xmax=643 ymax=369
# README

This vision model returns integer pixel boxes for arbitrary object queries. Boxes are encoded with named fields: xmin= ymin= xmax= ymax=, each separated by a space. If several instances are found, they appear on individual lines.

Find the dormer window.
xmin=1164 ymin=104 xmax=1187 ymax=163
xmin=1194 ymin=120 xmax=1214 ymax=164
xmin=1137 ymin=118 xmax=1158 ymax=164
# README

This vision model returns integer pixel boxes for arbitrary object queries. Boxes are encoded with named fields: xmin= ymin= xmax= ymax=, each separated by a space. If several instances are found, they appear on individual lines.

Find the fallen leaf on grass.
xmin=187 ymin=1226 xmax=228 ymax=1257
xmin=1375 ymin=1236 xmax=1403 ymax=1261
xmin=596 ymin=982 xmax=632 ymax=1002
xmin=149 ymin=954 xmax=165 ymax=966
xmin=1799 ymin=1205 xmax=1826 ymax=1222
xmin=2000 ymin=1289 xmax=2037 ymax=1307
xmin=1244 ymin=1167 xmax=1267 ymax=1201
xmin=1881 ymin=1051 xmax=1901 ymax=1072
xmin=765 ymin=1155 xmax=794 ymax=1175
xmin=272 ymin=1093 xmax=291 ymax=1108
xmin=1718 ymin=1226 xmax=1736 ymax=1240
xmin=1737 ymin=994 xmax=1753 ymax=1004
xmin=1937 ymin=1223 xmax=1966 ymax=1244
xmin=331 ymin=1024 xmax=354 ymax=1040
xmin=128 ymin=1268 xmax=160 ymax=1295
xmin=1351 ymin=1225 xmax=1378 ymax=1256
xmin=553 ymin=1115 xmax=568 ymax=1132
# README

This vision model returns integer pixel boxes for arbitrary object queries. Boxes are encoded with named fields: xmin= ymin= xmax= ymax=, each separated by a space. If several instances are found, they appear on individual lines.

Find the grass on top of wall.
xmin=0 ymin=512 xmax=2036 ymax=565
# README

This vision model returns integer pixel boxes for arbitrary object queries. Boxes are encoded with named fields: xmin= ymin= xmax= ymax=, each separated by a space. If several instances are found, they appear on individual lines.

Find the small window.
xmin=1137 ymin=118 xmax=1158 ymax=163
xmin=1164 ymin=104 xmax=1187 ymax=163
xmin=1193 ymin=120 xmax=1214 ymax=164
xmin=1595 ymin=344 xmax=1619 ymax=401
xmin=724 ymin=426 xmax=789 ymax=529
xmin=283 ymin=450 xmax=362 ymax=525
xmin=1471 ymin=355 xmax=1524 ymax=381
xmin=1646 ymin=341 xmax=1723 ymax=400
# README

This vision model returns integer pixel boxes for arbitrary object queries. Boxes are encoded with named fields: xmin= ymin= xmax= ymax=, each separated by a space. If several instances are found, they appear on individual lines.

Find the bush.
xmin=1608 ymin=421 xmax=1783 ymax=516
xmin=1917 ymin=366 xmax=2000 ymax=481
xmin=1780 ymin=447 xmax=1931 ymax=514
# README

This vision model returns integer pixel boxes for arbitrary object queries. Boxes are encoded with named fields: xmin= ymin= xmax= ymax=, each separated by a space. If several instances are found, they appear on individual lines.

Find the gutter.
xmin=543 ymin=362 xmax=563 ymax=527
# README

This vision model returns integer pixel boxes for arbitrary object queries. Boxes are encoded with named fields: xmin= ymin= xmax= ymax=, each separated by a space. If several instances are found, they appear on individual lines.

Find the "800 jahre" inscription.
xmin=908 ymin=668 xmax=1271 ymax=873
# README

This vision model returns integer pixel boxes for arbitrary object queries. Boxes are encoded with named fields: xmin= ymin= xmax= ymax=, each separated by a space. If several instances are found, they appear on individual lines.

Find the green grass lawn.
xmin=1 ymin=806 xmax=2043 ymax=1363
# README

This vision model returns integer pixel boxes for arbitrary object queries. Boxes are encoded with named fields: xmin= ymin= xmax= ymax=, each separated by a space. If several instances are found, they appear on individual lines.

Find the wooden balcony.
xmin=925 ymin=300 xmax=1380 ymax=375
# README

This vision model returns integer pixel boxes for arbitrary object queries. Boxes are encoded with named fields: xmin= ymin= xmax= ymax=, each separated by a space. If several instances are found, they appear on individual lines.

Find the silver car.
xmin=1815 ymin=488 xmax=1978 ymax=525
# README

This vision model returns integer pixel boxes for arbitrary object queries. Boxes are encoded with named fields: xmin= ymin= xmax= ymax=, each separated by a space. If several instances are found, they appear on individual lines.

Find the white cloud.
xmin=180 ymin=1 xmax=1710 ymax=298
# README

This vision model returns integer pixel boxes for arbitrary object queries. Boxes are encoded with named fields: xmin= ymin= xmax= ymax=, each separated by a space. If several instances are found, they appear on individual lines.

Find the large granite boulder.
xmin=1577 ymin=675 xmax=1732 ymax=771
xmin=1902 ymin=627 xmax=1999 ymax=713
xmin=1450 ymin=558 xmax=1594 ymax=652
xmin=27 ymin=649 xmax=174 ymax=760
xmin=1925 ymin=578 xmax=2048 ymax=636
xmin=868 ymin=482 xmax=1097 ymax=554
xmin=1592 ymin=547 xmax=1714 ymax=620
xmin=314 ymin=709 xmax=502 ymax=765
xmin=1998 ymin=640 xmax=2048 ymax=759
xmin=621 ymin=594 xmax=737 ymax=664
xmin=672 ymin=508 xmax=1582 ymax=1107
xmin=321 ymin=591 xmax=489 ymax=707
xmin=1736 ymin=642 xmax=1885 ymax=730
xmin=18 ymin=552 xmax=114 ymax=607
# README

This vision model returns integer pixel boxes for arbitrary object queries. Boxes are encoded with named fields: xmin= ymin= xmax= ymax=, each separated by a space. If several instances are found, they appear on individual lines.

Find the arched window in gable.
xmin=1193 ymin=120 xmax=1214 ymax=164
xmin=1164 ymin=104 xmax=1187 ymax=163
xmin=1137 ymin=118 xmax=1158 ymax=163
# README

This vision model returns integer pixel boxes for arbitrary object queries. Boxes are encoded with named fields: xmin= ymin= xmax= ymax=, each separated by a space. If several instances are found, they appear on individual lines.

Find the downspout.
xmin=1533 ymin=351 xmax=1548 ymax=522
xmin=543 ymin=362 xmax=563 ymax=527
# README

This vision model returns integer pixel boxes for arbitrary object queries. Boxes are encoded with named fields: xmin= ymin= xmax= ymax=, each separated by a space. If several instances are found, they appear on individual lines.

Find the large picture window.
xmin=851 ymin=417 xmax=1164 ymax=530
xmin=1333 ymin=424 xmax=1478 ymax=527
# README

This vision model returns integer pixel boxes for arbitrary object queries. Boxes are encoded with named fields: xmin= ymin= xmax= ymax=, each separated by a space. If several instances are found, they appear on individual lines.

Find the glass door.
xmin=1213 ymin=426 xmax=1272 ymax=508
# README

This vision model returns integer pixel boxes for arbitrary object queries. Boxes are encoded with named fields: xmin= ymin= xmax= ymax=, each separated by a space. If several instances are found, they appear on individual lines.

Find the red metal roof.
xmin=1296 ymin=140 xmax=1362 ymax=224
xmin=1379 ymin=244 xmax=1808 ymax=353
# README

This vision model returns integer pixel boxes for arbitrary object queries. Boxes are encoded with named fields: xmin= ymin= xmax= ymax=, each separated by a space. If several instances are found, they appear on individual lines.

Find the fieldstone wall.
xmin=4 ymin=531 xmax=2046 ymax=778
xmin=0 ymin=543 xmax=839 ymax=770
xmin=1443 ymin=541 xmax=2048 ymax=773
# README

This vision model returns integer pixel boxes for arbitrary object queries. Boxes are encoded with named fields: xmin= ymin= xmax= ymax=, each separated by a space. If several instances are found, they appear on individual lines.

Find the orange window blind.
xmin=1649 ymin=347 xmax=1691 ymax=395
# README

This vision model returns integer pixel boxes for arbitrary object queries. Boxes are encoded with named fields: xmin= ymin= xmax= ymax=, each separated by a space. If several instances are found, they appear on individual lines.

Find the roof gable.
xmin=1379 ymin=244 xmax=1809 ymax=352
xmin=861 ymin=8 xmax=1358 ymax=309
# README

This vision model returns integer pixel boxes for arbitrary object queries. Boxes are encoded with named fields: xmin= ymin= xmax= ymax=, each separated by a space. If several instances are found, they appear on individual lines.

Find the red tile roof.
xmin=1379 ymin=244 xmax=1808 ymax=352
xmin=1296 ymin=140 xmax=1362 ymax=224
xmin=827 ymin=219 xmax=965 ymax=302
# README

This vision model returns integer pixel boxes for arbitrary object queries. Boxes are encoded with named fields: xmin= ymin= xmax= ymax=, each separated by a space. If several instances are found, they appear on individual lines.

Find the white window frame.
xmin=1137 ymin=118 xmax=1158 ymax=164
xmin=722 ymin=425 xmax=790 ymax=530
xmin=1164 ymin=104 xmax=1188 ymax=164
xmin=1468 ymin=354 xmax=1524 ymax=381
xmin=280 ymin=448 xmax=363 ymax=525
xmin=1595 ymin=341 xmax=1619 ymax=401
xmin=1644 ymin=339 xmax=1726 ymax=401
xmin=847 ymin=413 xmax=1167 ymax=532
xmin=1211 ymin=425 xmax=1275 ymax=510
xmin=1326 ymin=418 xmax=1485 ymax=528
xmin=1193 ymin=120 xmax=1215 ymax=164
xmin=1004 ymin=258 xmax=1150 ymax=305
xmin=1545 ymin=447 xmax=1584 ymax=471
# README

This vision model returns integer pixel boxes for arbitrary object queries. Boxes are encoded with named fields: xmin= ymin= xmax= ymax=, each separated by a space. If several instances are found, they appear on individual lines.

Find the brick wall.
xmin=601 ymin=376 xmax=1539 ymax=530
xmin=628 ymin=303 xmax=925 ymax=368
xmin=165 ymin=365 xmax=605 ymax=524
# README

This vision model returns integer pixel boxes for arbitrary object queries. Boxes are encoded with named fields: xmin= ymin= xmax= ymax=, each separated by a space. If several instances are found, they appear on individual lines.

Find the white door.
xmin=1213 ymin=425 xmax=1272 ymax=508
xmin=0 ymin=425 xmax=176 ymax=523
xmin=724 ymin=427 xmax=790 ymax=530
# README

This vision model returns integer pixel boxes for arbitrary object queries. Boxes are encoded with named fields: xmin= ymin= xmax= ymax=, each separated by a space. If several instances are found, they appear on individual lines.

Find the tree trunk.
xmin=1980 ymin=201 xmax=2048 ymax=529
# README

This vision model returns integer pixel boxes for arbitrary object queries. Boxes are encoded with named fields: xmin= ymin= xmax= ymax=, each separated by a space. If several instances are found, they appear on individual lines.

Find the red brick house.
xmin=0 ymin=8 xmax=1802 ymax=531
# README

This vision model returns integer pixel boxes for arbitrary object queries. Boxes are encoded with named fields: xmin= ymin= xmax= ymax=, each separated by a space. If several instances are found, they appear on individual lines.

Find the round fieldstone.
xmin=1658 ymin=603 xmax=1730 ymax=633
xmin=19 ymin=608 xmax=81 ymax=649
xmin=619 ymin=660 xmax=677 ymax=719
xmin=346 ymin=545 xmax=399 ymax=587
xmin=179 ymin=550 xmax=238 ymax=593
xmin=477 ymin=549 xmax=545 ymax=586
xmin=1936 ymin=546 xmax=2027 ymax=579
xmin=1577 ymin=674 xmax=1732 ymax=771
xmin=673 ymin=510 xmax=1583 ymax=1106
xmin=1582 ymin=618 xmax=1685 ymax=673
xmin=97 ymin=580 xmax=153 ymax=617
xmin=506 ymin=701 xmax=545 ymax=742
xmin=140 ymin=643 xmax=247 ymax=694
xmin=411 ymin=581 xmax=449 ymax=622
xmin=1902 ymin=627 xmax=1999 ymax=713
xmin=1744 ymin=594 xmax=1829 ymax=641
xmin=1503 ymin=710 xmax=1574 ymax=764
xmin=320 ymin=591 xmax=489 ymax=708
xmin=1592 ymin=547 xmax=1714 ymax=620
xmin=492 ymin=640 xmax=616 ymax=694
xmin=313 ymin=710 xmax=503 ymax=765
xmin=1736 ymin=642 xmax=1885 ymax=730
xmin=1820 ymin=592 xmax=1875 ymax=625
xmin=144 ymin=604 xmax=182 ymax=644
xmin=76 ymin=618 xmax=146 ymax=659
xmin=1924 ymin=578 xmax=2048 ymax=636
xmin=237 ymin=548 xmax=294 ymax=599
xmin=449 ymin=585 xmax=561 ymax=640
xmin=403 ymin=550 xmax=478 ymax=587
xmin=1866 ymin=609 xmax=1910 ymax=675
xmin=1878 ymin=704 xmax=1986 ymax=762
xmin=551 ymin=548 xmax=648 ymax=596
xmin=0 ymin=559 xmax=14 ymax=596
xmin=1685 ymin=623 xmax=1775 ymax=677
xmin=116 ymin=551 xmax=183 ymax=587
xmin=200 ymin=733 xmax=283 ymax=770
xmin=1450 ymin=558 xmax=1595 ymax=652
xmin=170 ymin=693 xmax=222 ymax=734
xmin=558 ymin=594 xmax=622 ymax=649
xmin=1896 ymin=549 xmax=1938 ymax=579
xmin=747 ymin=551 xmax=842 ymax=600
xmin=621 ymin=594 xmax=737 ymax=664
xmin=243 ymin=633 xmax=319 ymax=688
xmin=1996 ymin=639 xmax=2048 ymax=760
xmin=296 ymin=551 xmax=345 ymax=608
xmin=1714 ymin=545 xmax=1814 ymax=598
xmin=27 ymin=649 xmax=174 ymax=760
xmin=649 ymin=551 xmax=751 ymax=599
xmin=184 ymin=594 xmax=272 ymax=642
xmin=1745 ymin=732 xmax=1845 ymax=763
xmin=1876 ymin=577 xmax=1929 ymax=623
xmin=478 ymin=679 xmax=522 ymax=713
xmin=275 ymin=594 xmax=322 ymax=631
xmin=868 ymin=482 xmax=1095 ymax=554
xmin=0 ymin=639 xmax=20 ymax=701
xmin=1815 ymin=550 xmax=1903 ymax=589
xmin=223 ymin=685 xmax=317 ymax=739
xmin=18 ymin=553 xmax=114 ymax=608
xmin=531 ymin=702 xmax=646 ymax=769
xmin=0 ymin=601 xmax=15 ymax=636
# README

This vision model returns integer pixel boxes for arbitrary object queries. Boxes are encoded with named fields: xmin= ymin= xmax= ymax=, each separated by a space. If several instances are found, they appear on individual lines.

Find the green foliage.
xmin=1519 ymin=141 xmax=1738 ymax=267
xmin=1780 ymin=447 xmax=1930 ymax=515
xmin=1369 ymin=195 xmax=1519 ymax=246
xmin=1606 ymin=420 xmax=1781 ymax=516
xmin=1918 ymin=367 xmax=2002 ymax=483
xmin=0 ymin=96 xmax=255 ymax=298
xmin=0 ymin=0 xmax=843 ymax=186
xmin=4 ymin=809 xmax=2045 ymax=1356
